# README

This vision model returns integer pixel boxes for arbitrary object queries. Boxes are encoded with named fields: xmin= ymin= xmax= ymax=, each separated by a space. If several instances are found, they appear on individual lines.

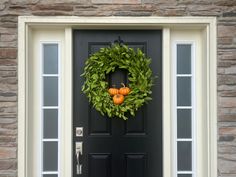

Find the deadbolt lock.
xmin=76 ymin=127 xmax=83 ymax=137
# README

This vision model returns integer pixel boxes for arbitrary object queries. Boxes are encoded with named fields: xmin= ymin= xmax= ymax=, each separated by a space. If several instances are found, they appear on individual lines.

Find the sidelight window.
xmin=41 ymin=43 xmax=60 ymax=177
xmin=174 ymin=43 xmax=195 ymax=177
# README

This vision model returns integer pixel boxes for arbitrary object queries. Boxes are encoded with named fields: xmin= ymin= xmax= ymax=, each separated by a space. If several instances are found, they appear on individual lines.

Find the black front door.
xmin=73 ymin=30 xmax=162 ymax=177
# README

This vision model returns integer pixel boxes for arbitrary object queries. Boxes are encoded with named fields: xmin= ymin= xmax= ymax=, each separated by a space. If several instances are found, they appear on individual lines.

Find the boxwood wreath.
xmin=81 ymin=44 xmax=155 ymax=120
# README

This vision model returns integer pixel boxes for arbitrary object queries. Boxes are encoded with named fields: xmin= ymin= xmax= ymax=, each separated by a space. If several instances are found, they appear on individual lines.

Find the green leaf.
xmin=92 ymin=74 xmax=98 ymax=80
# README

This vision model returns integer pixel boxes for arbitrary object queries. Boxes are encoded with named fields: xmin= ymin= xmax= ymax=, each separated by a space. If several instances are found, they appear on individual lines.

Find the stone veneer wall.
xmin=0 ymin=0 xmax=235 ymax=177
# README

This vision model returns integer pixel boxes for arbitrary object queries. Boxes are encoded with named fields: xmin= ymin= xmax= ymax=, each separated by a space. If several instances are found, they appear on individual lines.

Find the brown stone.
xmin=213 ymin=0 xmax=236 ymax=6
xmin=218 ymin=37 xmax=233 ymax=45
xmin=152 ymin=5 xmax=187 ymax=16
xmin=106 ymin=4 xmax=156 ymax=11
xmin=218 ymin=175 xmax=236 ymax=177
xmin=219 ymin=65 xmax=236 ymax=75
xmin=177 ymin=0 xmax=213 ymax=5
xmin=218 ymin=49 xmax=236 ymax=60
xmin=0 ymin=136 xmax=17 ymax=147
xmin=0 ymin=61 xmax=17 ymax=67
xmin=0 ymin=10 xmax=30 ymax=17
xmin=218 ymin=107 xmax=236 ymax=114
xmin=218 ymin=75 xmax=236 ymax=85
xmin=188 ymin=5 xmax=223 ymax=16
xmin=219 ymin=114 xmax=236 ymax=122
xmin=0 ymin=127 xmax=17 ymax=136
xmin=8 ymin=5 xmax=28 ymax=10
xmin=32 ymin=11 xmax=72 ymax=16
xmin=142 ymin=0 xmax=175 ymax=3
xmin=113 ymin=0 xmax=141 ymax=4
xmin=91 ymin=0 xmax=112 ymax=3
xmin=0 ymin=174 xmax=17 ymax=177
xmin=0 ymin=101 xmax=16 ymax=108
xmin=218 ymin=25 xmax=236 ymax=38
xmin=0 ymin=92 xmax=16 ymax=102
xmin=0 ymin=77 xmax=17 ymax=85
xmin=0 ymin=41 xmax=16 ymax=48
xmin=0 ymin=147 xmax=16 ymax=159
xmin=40 ymin=0 xmax=89 ymax=3
xmin=10 ymin=0 xmax=39 ymax=4
xmin=0 ymin=160 xmax=16 ymax=170
xmin=0 ymin=0 xmax=8 ymax=5
xmin=219 ymin=135 xmax=235 ymax=142
xmin=0 ymin=35 xmax=16 ymax=42
xmin=219 ymin=97 xmax=236 ymax=108
xmin=0 ymin=4 xmax=6 ymax=11
xmin=219 ymin=91 xmax=236 ymax=97
xmin=0 ymin=22 xmax=17 ymax=29
xmin=31 ymin=4 xmax=73 ymax=11
xmin=0 ymin=114 xmax=16 ymax=119
xmin=219 ymin=142 xmax=236 ymax=153
xmin=218 ymin=153 xmax=236 ymax=174
xmin=0 ymin=84 xmax=17 ymax=93
xmin=218 ymin=85 xmax=236 ymax=91
xmin=218 ymin=68 xmax=225 ymax=74
xmin=0 ymin=16 xmax=18 ymax=23
xmin=73 ymin=10 xmax=112 ymax=16
xmin=223 ymin=11 xmax=236 ymax=17
xmin=218 ymin=61 xmax=236 ymax=68
xmin=92 ymin=0 xmax=141 ymax=4
xmin=0 ymin=71 xmax=16 ymax=78
xmin=0 ymin=66 xmax=16 ymax=71
xmin=0 ymin=49 xmax=17 ymax=59
xmin=74 ymin=5 xmax=98 ymax=12
xmin=0 ymin=28 xmax=16 ymax=35
xmin=233 ymin=37 xmax=236 ymax=43
xmin=113 ymin=11 xmax=152 ymax=16
xmin=219 ymin=127 xmax=236 ymax=135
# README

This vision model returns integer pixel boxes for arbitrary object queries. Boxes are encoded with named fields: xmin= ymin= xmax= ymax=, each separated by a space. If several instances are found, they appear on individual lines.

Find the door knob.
xmin=76 ymin=142 xmax=83 ymax=175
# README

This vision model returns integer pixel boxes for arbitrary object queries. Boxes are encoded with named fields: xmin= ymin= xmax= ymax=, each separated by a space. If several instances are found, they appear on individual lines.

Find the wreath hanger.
xmin=113 ymin=36 xmax=124 ymax=46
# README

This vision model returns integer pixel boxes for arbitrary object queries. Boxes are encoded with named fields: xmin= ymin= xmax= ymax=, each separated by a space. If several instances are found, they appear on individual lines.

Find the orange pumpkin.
xmin=119 ymin=83 xmax=131 ymax=96
xmin=113 ymin=94 xmax=124 ymax=105
xmin=108 ymin=87 xmax=119 ymax=96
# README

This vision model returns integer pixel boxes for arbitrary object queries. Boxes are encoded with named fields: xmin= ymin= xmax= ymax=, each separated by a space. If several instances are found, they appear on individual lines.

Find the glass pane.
xmin=177 ymin=44 xmax=191 ymax=74
xmin=43 ymin=175 xmax=58 ymax=177
xmin=43 ymin=44 xmax=58 ymax=74
xmin=177 ymin=141 xmax=192 ymax=171
xmin=43 ymin=77 xmax=58 ymax=106
xmin=43 ymin=109 xmax=58 ymax=139
xmin=43 ymin=142 xmax=58 ymax=171
xmin=178 ymin=175 xmax=192 ymax=177
xmin=177 ymin=109 xmax=192 ymax=138
xmin=177 ymin=77 xmax=191 ymax=106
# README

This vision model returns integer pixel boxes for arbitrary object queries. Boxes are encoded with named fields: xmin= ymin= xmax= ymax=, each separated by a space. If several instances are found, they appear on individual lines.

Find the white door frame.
xmin=18 ymin=16 xmax=217 ymax=177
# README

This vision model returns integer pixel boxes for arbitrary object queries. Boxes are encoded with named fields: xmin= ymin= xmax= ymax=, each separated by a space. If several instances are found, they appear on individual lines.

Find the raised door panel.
xmin=88 ymin=153 xmax=111 ymax=177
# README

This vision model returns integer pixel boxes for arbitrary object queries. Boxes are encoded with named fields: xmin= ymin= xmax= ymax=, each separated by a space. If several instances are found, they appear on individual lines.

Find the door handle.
xmin=76 ymin=142 xmax=83 ymax=175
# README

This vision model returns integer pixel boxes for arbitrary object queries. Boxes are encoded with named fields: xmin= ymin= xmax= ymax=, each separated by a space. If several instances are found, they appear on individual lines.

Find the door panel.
xmin=88 ymin=109 xmax=112 ymax=136
xmin=73 ymin=30 xmax=162 ymax=177
xmin=89 ymin=153 xmax=111 ymax=177
xmin=125 ymin=153 xmax=147 ymax=177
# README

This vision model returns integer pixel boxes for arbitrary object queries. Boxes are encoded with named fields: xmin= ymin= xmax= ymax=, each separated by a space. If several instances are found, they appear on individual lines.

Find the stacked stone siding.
xmin=0 ymin=0 xmax=235 ymax=177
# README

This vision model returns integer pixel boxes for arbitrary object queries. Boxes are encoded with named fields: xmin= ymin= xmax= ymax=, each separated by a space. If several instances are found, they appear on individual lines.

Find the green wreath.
xmin=81 ymin=44 xmax=154 ymax=120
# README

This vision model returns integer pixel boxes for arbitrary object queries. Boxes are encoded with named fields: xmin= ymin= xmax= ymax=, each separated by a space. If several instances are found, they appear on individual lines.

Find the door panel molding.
xmin=18 ymin=16 xmax=217 ymax=177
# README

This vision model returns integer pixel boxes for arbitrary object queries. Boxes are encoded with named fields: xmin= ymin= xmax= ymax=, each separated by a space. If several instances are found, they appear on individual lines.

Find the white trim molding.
xmin=18 ymin=16 xmax=217 ymax=177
